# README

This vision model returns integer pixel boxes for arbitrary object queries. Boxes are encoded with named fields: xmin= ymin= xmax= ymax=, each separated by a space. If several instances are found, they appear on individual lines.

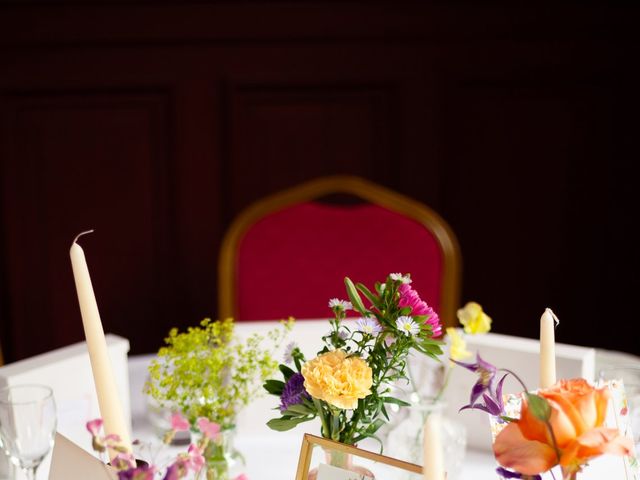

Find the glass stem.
xmin=23 ymin=466 xmax=38 ymax=480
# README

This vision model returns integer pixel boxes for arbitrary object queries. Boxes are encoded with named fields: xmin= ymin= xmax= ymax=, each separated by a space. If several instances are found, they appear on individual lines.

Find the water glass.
xmin=599 ymin=365 xmax=640 ymax=455
xmin=0 ymin=385 xmax=57 ymax=480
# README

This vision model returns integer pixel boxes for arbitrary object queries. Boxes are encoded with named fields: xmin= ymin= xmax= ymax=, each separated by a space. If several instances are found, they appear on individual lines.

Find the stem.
xmin=498 ymin=368 xmax=529 ymax=392
xmin=434 ymin=364 xmax=453 ymax=403
xmin=23 ymin=466 xmax=37 ymax=480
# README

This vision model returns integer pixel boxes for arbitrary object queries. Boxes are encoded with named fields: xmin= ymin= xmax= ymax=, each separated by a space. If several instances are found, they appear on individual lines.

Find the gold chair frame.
xmin=218 ymin=175 xmax=462 ymax=328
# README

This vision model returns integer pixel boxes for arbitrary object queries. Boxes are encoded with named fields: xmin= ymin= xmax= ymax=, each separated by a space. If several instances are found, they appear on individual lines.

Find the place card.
xmin=49 ymin=433 xmax=116 ymax=480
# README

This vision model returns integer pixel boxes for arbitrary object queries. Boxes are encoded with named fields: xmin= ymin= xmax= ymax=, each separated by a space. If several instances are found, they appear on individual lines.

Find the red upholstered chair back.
xmin=218 ymin=176 xmax=461 ymax=328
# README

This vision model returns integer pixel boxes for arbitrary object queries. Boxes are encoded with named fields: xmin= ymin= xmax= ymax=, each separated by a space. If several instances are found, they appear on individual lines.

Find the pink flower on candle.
xmin=398 ymin=284 xmax=442 ymax=337
xmin=86 ymin=418 xmax=103 ymax=436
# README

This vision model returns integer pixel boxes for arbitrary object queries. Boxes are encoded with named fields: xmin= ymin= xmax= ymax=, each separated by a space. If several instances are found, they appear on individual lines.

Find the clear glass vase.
xmin=199 ymin=427 xmax=245 ymax=480
xmin=307 ymin=445 xmax=375 ymax=480
xmin=385 ymin=398 xmax=466 ymax=480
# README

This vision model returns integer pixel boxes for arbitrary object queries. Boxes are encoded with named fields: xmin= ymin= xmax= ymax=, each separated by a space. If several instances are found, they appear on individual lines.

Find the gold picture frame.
xmin=295 ymin=434 xmax=423 ymax=480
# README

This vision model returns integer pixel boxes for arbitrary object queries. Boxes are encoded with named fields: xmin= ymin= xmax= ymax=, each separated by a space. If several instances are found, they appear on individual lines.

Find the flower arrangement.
xmin=455 ymin=355 xmax=634 ymax=479
xmin=86 ymin=415 xmax=249 ymax=480
xmin=145 ymin=317 xmax=292 ymax=478
xmin=264 ymin=273 xmax=444 ymax=446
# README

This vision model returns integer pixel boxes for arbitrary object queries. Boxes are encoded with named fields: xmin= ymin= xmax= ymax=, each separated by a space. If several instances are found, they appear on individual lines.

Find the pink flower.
xmin=170 ymin=412 xmax=190 ymax=432
xmin=398 ymin=284 xmax=442 ymax=337
xmin=86 ymin=418 xmax=103 ymax=436
xmin=197 ymin=417 xmax=221 ymax=440
xmin=111 ymin=452 xmax=136 ymax=470
xmin=234 ymin=475 xmax=249 ymax=480
xmin=185 ymin=444 xmax=205 ymax=472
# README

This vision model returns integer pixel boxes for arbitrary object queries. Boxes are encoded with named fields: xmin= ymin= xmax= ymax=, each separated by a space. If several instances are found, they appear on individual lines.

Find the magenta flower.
xmin=170 ymin=413 xmax=190 ymax=432
xmin=452 ymin=353 xmax=506 ymax=416
xmin=398 ymin=284 xmax=442 ymax=337
xmin=197 ymin=417 xmax=221 ymax=441
xmin=280 ymin=372 xmax=310 ymax=412
xmin=86 ymin=418 xmax=103 ymax=436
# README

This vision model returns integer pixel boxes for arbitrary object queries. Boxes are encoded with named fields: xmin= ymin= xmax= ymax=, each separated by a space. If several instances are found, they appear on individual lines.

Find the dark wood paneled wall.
xmin=1 ymin=2 xmax=638 ymax=361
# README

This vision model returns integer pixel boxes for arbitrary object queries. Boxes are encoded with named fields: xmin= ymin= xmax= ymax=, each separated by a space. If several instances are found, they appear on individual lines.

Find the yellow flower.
xmin=301 ymin=350 xmax=372 ymax=410
xmin=446 ymin=327 xmax=472 ymax=361
xmin=457 ymin=301 xmax=492 ymax=334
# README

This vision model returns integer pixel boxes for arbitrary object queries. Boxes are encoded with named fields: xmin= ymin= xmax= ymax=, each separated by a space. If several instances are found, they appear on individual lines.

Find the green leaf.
xmin=526 ymin=393 xmax=551 ymax=421
xmin=381 ymin=396 xmax=411 ymax=407
xmin=266 ymin=416 xmax=313 ymax=431
xmin=279 ymin=364 xmax=296 ymax=380
xmin=500 ymin=415 xmax=519 ymax=423
xmin=356 ymin=283 xmax=379 ymax=309
xmin=283 ymin=403 xmax=315 ymax=416
xmin=344 ymin=277 xmax=368 ymax=316
xmin=263 ymin=379 xmax=285 ymax=395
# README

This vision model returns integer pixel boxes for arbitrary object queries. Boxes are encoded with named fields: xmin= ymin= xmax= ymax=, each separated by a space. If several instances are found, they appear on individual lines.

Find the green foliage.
xmin=146 ymin=317 xmax=292 ymax=428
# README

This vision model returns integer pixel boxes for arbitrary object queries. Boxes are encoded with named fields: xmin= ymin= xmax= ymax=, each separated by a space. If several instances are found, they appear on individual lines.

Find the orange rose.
xmin=494 ymin=378 xmax=633 ymax=475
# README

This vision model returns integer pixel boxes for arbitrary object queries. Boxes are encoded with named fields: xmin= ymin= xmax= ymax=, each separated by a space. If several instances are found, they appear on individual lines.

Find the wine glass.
xmin=0 ymin=385 xmax=56 ymax=480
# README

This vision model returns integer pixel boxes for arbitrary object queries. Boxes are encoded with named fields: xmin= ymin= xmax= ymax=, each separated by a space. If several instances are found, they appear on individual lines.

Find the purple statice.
xmin=279 ymin=372 xmax=310 ymax=412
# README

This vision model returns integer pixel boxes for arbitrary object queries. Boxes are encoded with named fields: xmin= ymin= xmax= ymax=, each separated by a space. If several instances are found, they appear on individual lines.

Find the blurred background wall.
xmin=0 ymin=2 xmax=637 ymax=362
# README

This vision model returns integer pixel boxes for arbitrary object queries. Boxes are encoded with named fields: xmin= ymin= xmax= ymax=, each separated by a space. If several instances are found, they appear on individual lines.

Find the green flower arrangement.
xmin=145 ymin=317 xmax=293 ymax=429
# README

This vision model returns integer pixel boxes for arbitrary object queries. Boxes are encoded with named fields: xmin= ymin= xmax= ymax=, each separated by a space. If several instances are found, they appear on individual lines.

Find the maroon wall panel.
xmin=0 ymin=2 xmax=637 ymax=361
xmin=1 ymin=92 xmax=174 ymax=358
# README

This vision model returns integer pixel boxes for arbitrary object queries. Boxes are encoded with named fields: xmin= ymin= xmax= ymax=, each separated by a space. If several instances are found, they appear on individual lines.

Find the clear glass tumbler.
xmin=0 ymin=385 xmax=57 ymax=480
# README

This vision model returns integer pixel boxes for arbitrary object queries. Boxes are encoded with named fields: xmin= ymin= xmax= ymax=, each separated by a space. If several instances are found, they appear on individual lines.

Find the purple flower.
xmin=117 ymin=464 xmax=156 ymax=480
xmin=453 ymin=353 xmax=506 ymax=416
xmin=162 ymin=464 xmax=181 ymax=480
xmin=279 ymin=373 xmax=310 ymax=412
xmin=496 ymin=467 xmax=541 ymax=479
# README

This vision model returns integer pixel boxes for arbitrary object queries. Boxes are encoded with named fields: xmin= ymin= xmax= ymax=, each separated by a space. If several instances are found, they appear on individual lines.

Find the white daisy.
xmin=328 ymin=298 xmax=353 ymax=311
xmin=356 ymin=317 xmax=382 ymax=336
xmin=389 ymin=273 xmax=412 ymax=284
xmin=283 ymin=341 xmax=297 ymax=364
xmin=395 ymin=315 xmax=420 ymax=336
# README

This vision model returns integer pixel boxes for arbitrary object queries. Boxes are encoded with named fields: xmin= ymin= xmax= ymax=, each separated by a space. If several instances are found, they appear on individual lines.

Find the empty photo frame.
xmin=295 ymin=434 xmax=423 ymax=480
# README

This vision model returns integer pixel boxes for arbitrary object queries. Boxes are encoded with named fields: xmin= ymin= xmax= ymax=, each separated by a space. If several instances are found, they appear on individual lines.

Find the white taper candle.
xmin=539 ymin=307 xmax=557 ymax=389
xmin=423 ymin=412 xmax=445 ymax=480
xmin=70 ymin=231 xmax=132 ymax=459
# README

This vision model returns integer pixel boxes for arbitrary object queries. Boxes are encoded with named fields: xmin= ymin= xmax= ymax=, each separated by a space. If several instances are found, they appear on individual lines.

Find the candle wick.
xmin=545 ymin=307 xmax=560 ymax=327
xmin=73 ymin=230 xmax=95 ymax=244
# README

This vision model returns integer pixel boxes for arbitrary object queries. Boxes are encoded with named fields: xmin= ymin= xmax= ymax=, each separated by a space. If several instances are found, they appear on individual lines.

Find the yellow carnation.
xmin=457 ymin=301 xmax=492 ymax=334
xmin=446 ymin=327 xmax=472 ymax=361
xmin=301 ymin=350 xmax=372 ymax=410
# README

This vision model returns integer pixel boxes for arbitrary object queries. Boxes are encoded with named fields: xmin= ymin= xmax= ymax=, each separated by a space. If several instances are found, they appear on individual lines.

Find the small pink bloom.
xmin=186 ymin=444 xmax=205 ymax=472
xmin=111 ymin=452 xmax=136 ymax=470
xmin=86 ymin=418 xmax=103 ymax=436
xmin=197 ymin=417 xmax=221 ymax=440
xmin=104 ymin=433 xmax=122 ymax=443
xmin=398 ymin=284 xmax=442 ymax=337
xmin=234 ymin=475 xmax=249 ymax=480
xmin=170 ymin=412 xmax=190 ymax=432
